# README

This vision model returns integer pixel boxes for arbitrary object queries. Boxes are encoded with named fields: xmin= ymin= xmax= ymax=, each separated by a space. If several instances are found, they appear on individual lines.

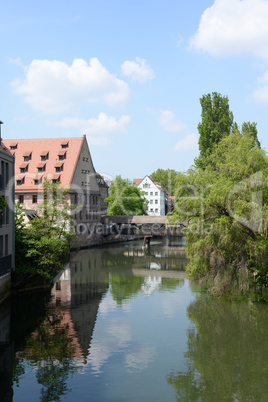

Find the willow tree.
xmin=172 ymin=130 xmax=268 ymax=291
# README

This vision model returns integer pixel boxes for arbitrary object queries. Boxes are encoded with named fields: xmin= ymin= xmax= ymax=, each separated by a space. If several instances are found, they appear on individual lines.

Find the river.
xmin=0 ymin=239 xmax=267 ymax=401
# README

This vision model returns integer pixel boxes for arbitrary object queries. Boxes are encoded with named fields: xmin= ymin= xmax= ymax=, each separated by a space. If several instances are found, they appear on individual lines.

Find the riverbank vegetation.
xmin=13 ymin=180 xmax=75 ymax=290
xmin=169 ymin=92 xmax=268 ymax=294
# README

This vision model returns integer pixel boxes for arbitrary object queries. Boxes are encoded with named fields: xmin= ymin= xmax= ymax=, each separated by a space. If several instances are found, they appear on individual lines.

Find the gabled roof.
xmin=0 ymin=141 xmax=13 ymax=155
xmin=133 ymin=178 xmax=142 ymax=185
xmin=5 ymin=136 xmax=85 ymax=191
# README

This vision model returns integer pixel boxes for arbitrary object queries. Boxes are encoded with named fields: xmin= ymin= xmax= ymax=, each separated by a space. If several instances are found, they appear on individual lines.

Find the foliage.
xmin=195 ymin=92 xmax=234 ymax=169
xmin=105 ymin=175 xmax=148 ymax=215
xmin=17 ymin=310 xmax=79 ymax=401
xmin=14 ymin=179 xmax=76 ymax=284
xmin=167 ymin=295 xmax=268 ymax=401
xmin=171 ymin=131 xmax=268 ymax=289
xmin=0 ymin=195 xmax=7 ymax=210
xmin=150 ymin=168 xmax=180 ymax=195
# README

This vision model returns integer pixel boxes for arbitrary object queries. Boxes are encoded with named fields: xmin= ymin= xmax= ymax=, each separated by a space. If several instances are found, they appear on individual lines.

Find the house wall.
xmin=0 ymin=148 xmax=14 ymax=299
xmin=138 ymin=176 xmax=165 ymax=216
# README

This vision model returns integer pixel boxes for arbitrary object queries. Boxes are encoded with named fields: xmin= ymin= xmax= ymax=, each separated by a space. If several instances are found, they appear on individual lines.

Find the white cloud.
xmin=190 ymin=0 xmax=268 ymax=59
xmin=121 ymin=57 xmax=155 ymax=82
xmin=159 ymin=110 xmax=186 ymax=132
xmin=53 ymin=113 xmax=130 ymax=135
xmin=174 ymin=133 xmax=198 ymax=151
xmin=253 ymin=70 xmax=268 ymax=102
xmin=12 ymin=58 xmax=129 ymax=114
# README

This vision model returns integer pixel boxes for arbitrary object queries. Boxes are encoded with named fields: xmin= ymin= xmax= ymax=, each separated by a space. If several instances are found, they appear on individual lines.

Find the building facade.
xmin=133 ymin=175 xmax=173 ymax=216
xmin=5 ymin=136 xmax=108 ymax=246
xmin=0 ymin=140 xmax=15 ymax=297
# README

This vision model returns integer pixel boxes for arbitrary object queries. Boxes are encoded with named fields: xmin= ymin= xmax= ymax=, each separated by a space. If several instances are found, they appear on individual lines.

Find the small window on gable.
xmin=23 ymin=151 xmax=32 ymax=162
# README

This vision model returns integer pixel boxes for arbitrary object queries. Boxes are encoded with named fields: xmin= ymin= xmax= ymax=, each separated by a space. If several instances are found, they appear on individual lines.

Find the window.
xmin=34 ymin=177 xmax=42 ymax=185
xmin=155 ymin=192 xmax=158 ymax=196
xmin=17 ymin=178 xmax=24 ymax=186
xmin=32 ymin=194 xmax=37 ymax=203
xmin=38 ymin=165 xmax=46 ymax=173
xmin=150 ymin=199 xmax=153 ymax=204
xmin=40 ymin=152 xmax=49 ymax=161
xmin=143 ymin=183 xmax=150 ymax=188
xmin=23 ymin=152 xmax=32 ymax=162
xmin=155 ymin=208 xmax=158 ymax=213
xmin=58 ymin=150 xmax=66 ymax=160
xmin=55 ymin=164 xmax=63 ymax=172
xmin=150 ymin=208 xmax=153 ymax=212
xmin=19 ymin=163 xmax=28 ymax=173
xmin=61 ymin=142 xmax=68 ymax=149
xmin=10 ymin=144 xmax=17 ymax=150
xmin=19 ymin=195 xmax=24 ymax=204
xmin=83 ymin=157 xmax=89 ymax=162
xmin=155 ymin=199 xmax=158 ymax=204
xmin=145 ymin=192 xmax=148 ymax=195
xmin=81 ymin=169 xmax=90 ymax=174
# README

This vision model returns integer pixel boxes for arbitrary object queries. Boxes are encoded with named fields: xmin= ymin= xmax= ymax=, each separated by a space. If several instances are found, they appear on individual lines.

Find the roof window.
xmin=40 ymin=151 xmax=49 ymax=161
xmin=10 ymin=143 xmax=17 ymax=150
xmin=23 ymin=151 xmax=32 ymax=162
xmin=58 ymin=150 xmax=66 ymax=160
xmin=61 ymin=142 xmax=69 ymax=149
xmin=55 ymin=162 xmax=64 ymax=172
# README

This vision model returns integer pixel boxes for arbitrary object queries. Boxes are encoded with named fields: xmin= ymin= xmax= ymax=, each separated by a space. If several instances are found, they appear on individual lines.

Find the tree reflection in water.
xmin=167 ymin=290 xmax=268 ymax=401
xmin=15 ymin=311 xmax=82 ymax=401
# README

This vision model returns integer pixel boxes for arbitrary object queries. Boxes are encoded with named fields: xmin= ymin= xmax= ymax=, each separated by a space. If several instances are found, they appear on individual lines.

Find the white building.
xmin=133 ymin=175 xmax=172 ymax=216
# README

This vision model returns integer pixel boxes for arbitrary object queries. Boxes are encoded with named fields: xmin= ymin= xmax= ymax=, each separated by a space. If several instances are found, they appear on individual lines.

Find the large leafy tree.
xmin=105 ymin=175 xmax=148 ymax=215
xmin=195 ymin=92 xmax=234 ymax=169
xmin=150 ymin=168 xmax=179 ymax=195
xmin=14 ymin=179 xmax=76 ymax=284
xmin=171 ymin=130 xmax=268 ymax=290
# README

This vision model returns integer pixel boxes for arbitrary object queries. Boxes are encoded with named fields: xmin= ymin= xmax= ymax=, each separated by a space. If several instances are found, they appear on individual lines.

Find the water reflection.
xmin=167 ymin=290 xmax=268 ymax=401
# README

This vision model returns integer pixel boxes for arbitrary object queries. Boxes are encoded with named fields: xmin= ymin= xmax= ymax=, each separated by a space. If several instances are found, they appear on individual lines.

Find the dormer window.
xmin=61 ymin=142 xmax=68 ymax=149
xmin=34 ymin=175 xmax=42 ymax=185
xmin=37 ymin=162 xmax=46 ymax=173
xmin=58 ymin=150 xmax=66 ymax=161
xmin=19 ymin=163 xmax=28 ymax=174
xmin=10 ymin=143 xmax=17 ymax=150
xmin=23 ymin=151 xmax=32 ymax=162
xmin=16 ymin=177 xmax=25 ymax=186
xmin=55 ymin=162 xmax=63 ymax=172
xmin=52 ymin=174 xmax=61 ymax=183
xmin=40 ymin=151 xmax=49 ymax=161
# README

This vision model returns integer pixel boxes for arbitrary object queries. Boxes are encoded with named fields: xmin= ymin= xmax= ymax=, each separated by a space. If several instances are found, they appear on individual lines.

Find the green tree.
xmin=171 ymin=130 xmax=268 ymax=290
xmin=14 ymin=179 xmax=76 ymax=284
xmin=150 ymin=168 xmax=179 ymax=195
xmin=195 ymin=92 xmax=234 ymax=169
xmin=105 ymin=175 xmax=148 ymax=215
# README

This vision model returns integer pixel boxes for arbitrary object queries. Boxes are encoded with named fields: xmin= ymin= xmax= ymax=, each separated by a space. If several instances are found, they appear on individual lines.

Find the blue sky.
xmin=1 ymin=0 xmax=268 ymax=181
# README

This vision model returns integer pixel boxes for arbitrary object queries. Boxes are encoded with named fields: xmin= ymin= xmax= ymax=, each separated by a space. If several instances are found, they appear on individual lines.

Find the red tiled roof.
xmin=133 ymin=178 xmax=142 ymax=185
xmin=5 ymin=137 xmax=85 ymax=191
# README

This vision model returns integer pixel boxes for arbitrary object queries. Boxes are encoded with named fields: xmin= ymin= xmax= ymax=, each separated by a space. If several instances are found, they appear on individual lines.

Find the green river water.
xmin=0 ymin=239 xmax=267 ymax=401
